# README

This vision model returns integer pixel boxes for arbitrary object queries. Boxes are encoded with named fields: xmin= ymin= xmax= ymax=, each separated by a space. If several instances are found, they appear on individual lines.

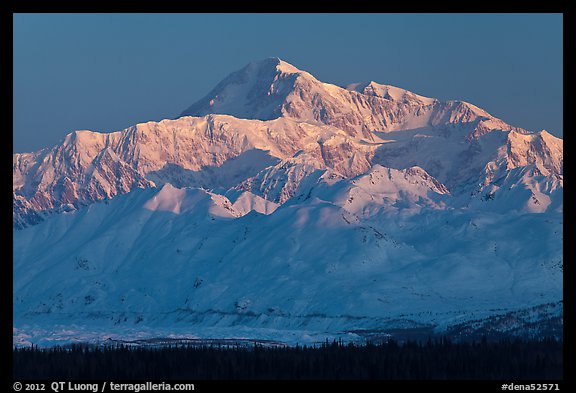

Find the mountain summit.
xmin=14 ymin=59 xmax=561 ymax=228
xmin=180 ymin=57 xmax=307 ymax=121
xmin=13 ymin=59 xmax=562 ymax=346
xmin=179 ymin=58 xmax=528 ymax=141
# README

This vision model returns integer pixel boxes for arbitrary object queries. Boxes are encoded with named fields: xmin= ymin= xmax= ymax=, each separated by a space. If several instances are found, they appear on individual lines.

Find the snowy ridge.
xmin=14 ymin=58 xmax=562 ymax=227
xmin=14 ymin=180 xmax=562 ymax=345
xmin=346 ymin=81 xmax=437 ymax=106
xmin=332 ymin=165 xmax=450 ymax=217
xmin=13 ymin=58 xmax=563 ymax=345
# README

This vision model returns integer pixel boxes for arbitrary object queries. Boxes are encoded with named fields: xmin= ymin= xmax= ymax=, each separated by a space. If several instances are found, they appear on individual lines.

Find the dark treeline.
xmin=14 ymin=338 xmax=562 ymax=380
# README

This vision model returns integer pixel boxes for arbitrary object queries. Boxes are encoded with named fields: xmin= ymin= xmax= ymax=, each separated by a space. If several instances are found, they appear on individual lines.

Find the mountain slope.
xmin=13 ymin=58 xmax=562 ymax=228
xmin=13 ymin=58 xmax=563 ymax=345
xmin=13 ymin=116 xmax=348 ymax=227
xmin=14 ymin=178 xmax=562 ymax=345
xmin=181 ymin=58 xmax=528 ymax=141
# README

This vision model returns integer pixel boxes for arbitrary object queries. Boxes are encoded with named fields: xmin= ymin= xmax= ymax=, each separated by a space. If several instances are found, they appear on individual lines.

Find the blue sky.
xmin=13 ymin=13 xmax=563 ymax=152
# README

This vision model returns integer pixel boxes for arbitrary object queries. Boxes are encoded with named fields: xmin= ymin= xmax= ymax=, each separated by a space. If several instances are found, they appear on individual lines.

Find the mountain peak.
xmin=179 ymin=58 xmax=310 ymax=120
xmin=13 ymin=58 xmax=564 ymax=345
xmin=247 ymin=57 xmax=302 ymax=75
xmin=347 ymin=81 xmax=436 ymax=105
xmin=179 ymin=59 xmax=441 ymax=129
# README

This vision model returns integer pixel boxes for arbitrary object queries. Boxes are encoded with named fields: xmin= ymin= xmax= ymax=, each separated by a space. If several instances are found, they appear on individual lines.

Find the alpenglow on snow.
xmin=13 ymin=58 xmax=563 ymax=346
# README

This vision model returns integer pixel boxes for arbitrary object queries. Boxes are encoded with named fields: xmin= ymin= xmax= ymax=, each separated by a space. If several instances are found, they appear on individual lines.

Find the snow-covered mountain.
xmin=13 ymin=58 xmax=563 ymax=346
xmin=14 ymin=58 xmax=562 ymax=228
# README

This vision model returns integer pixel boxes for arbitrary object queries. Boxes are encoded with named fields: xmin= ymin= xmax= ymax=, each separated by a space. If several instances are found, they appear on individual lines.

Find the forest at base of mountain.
xmin=14 ymin=338 xmax=562 ymax=380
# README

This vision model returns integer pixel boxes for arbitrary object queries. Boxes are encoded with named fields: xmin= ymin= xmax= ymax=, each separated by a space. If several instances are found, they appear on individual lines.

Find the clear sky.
xmin=13 ymin=13 xmax=563 ymax=153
